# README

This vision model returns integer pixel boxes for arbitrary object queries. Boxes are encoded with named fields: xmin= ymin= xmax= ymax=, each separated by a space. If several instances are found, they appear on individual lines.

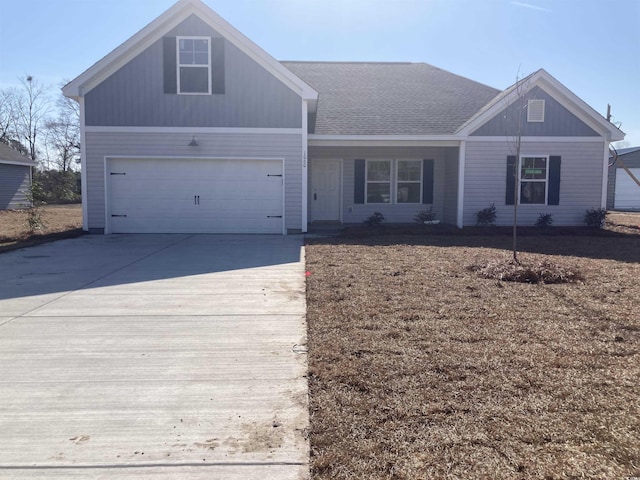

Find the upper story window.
xmin=527 ymin=99 xmax=545 ymax=122
xmin=177 ymin=37 xmax=211 ymax=94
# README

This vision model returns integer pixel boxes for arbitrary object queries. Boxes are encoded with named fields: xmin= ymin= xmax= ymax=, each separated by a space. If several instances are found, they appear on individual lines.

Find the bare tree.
xmin=0 ymin=87 xmax=18 ymax=143
xmin=507 ymin=73 xmax=532 ymax=263
xmin=14 ymin=75 xmax=51 ymax=163
xmin=44 ymin=84 xmax=80 ymax=172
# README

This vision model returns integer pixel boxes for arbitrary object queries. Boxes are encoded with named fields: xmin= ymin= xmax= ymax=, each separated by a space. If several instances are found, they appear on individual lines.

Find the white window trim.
xmin=176 ymin=36 xmax=211 ymax=95
xmin=527 ymin=99 xmax=545 ymax=122
xmin=518 ymin=155 xmax=549 ymax=205
xmin=396 ymin=159 xmax=423 ymax=204
xmin=364 ymin=159 xmax=424 ymax=205
xmin=365 ymin=159 xmax=392 ymax=205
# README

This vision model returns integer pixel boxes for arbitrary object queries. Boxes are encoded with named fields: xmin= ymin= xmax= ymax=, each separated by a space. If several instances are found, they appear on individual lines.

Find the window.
xmin=366 ymin=160 xmax=391 ymax=203
xmin=364 ymin=159 xmax=425 ymax=204
xmin=396 ymin=160 xmax=422 ymax=203
xmin=177 ymin=37 xmax=210 ymax=94
xmin=527 ymin=99 xmax=545 ymax=122
xmin=520 ymin=156 xmax=548 ymax=204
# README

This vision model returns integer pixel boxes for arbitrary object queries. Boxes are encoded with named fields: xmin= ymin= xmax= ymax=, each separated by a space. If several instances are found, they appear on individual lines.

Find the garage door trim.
xmin=104 ymin=155 xmax=286 ymax=234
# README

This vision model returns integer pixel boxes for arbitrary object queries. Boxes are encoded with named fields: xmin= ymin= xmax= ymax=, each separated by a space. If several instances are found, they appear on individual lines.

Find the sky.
xmin=0 ymin=0 xmax=638 ymax=145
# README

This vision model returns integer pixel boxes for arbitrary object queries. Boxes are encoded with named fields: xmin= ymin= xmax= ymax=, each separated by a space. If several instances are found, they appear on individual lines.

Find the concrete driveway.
xmin=0 ymin=235 xmax=308 ymax=479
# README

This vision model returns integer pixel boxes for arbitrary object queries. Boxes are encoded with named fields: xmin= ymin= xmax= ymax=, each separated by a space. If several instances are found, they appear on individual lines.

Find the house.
xmin=0 ymin=142 xmax=37 ymax=210
xmin=607 ymin=147 xmax=640 ymax=211
xmin=62 ymin=0 xmax=625 ymax=234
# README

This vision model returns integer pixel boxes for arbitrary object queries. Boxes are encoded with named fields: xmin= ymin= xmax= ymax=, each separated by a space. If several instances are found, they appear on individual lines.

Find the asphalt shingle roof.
xmin=0 ymin=142 xmax=35 ymax=166
xmin=281 ymin=62 xmax=501 ymax=136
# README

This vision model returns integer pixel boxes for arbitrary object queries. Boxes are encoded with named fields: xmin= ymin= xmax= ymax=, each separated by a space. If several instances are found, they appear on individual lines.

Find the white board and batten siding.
xmin=463 ymin=140 xmax=606 ymax=226
xmin=85 ymin=131 xmax=302 ymax=233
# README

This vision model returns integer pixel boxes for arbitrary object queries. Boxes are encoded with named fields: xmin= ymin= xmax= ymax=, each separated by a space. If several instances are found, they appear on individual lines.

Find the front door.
xmin=311 ymin=160 xmax=341 ymax=221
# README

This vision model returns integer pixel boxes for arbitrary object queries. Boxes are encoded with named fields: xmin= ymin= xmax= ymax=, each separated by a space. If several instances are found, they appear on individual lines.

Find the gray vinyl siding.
xmin=85 ymin=15 xmax=301 ymax=128
xmin=463 ymin=140 xmax=606 ymax=226
xmin=607 ymin=150 xmax=640 ymax=209
xmin=85 ymin=131 xmax=302 ymax=231
xmin=470 ymin=87 xmax=599 ymax=137
xmin=309 ymin=146 xmax=454 ymax=224
xmin=0 ymin=164 xmax=31 ymax=209
xmin=443 ymin=147 xmax=459 ymax=224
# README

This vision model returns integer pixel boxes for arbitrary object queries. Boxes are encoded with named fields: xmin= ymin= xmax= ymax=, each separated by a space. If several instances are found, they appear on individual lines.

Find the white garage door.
xmin=615 ymin=168 xmax=640 ymax=210
xmin=107 ymin=158 xmax=284 ymax=234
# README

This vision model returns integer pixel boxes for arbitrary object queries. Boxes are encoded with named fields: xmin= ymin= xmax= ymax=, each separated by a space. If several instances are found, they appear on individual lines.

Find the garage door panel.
xmin=108 ymin=158 xmax=284 ymax=234
xmin=615 ymin=168 xmax=640 ymax=210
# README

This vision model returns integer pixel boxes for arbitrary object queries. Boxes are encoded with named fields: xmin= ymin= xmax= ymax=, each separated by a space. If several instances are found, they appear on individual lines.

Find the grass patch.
xmin=0 ymin=204 xmax=82 ymax=252
xmin=305 ymin=233 xmax=640 ymax=479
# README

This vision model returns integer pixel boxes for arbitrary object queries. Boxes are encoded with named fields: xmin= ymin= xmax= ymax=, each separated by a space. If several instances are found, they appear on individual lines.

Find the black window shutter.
xmin=506 ymin=155 xmax=516 ymax=205
xmin=163 ymin=37 xmax=177 ymax=94
xmin=422 ymin=159 xmax=434 ymax=204
xmin=354 ymin=159 xmax=365 ymax=204
xmin=548 ymin=156 xmax=561 ymax=205
xmin=211 ymin=37 xmax=225 ymax=94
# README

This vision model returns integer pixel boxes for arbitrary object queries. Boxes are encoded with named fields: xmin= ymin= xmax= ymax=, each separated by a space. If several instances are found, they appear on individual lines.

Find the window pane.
xmin=521 ymin=157 xmax=546 ymax=180
xmin=179 ymin=67 xmax=209 ymax=93
xmin=179 ymin=39 xmax=193 ymax=53
xmin=194 ymin=39 xmax=208 ymax=52
xmin=194 ymin=52 xmax=209 ymax=65
xmin=367 ymin=183 xmax=390 ymax=203
xmin=397 ymin=160 xmax=421 ymax=181
xmin=179 ymin=52 xmax=193 ymax=65
xmin=397 ymin=183 xmax=421 ymax=203
xmin=367 ymin=161 xmax=390 ymax=181
xmin=521 ymin=182 xmax=546 ymax=204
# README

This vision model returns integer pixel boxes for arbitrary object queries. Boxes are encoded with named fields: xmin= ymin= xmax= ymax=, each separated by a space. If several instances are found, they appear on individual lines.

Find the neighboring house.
xmin=63 ymin=0 xmax=625 ymax=234
xmin=0 ymin=143 xmax=37 ymax=210
xmin=607 ymin=147 xmax=640 ymax=211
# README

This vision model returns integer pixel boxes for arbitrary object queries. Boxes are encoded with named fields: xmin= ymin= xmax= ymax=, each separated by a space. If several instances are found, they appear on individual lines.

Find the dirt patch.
xmin=305 ymin=234 xmax=640 ymax=479
xmin=0 ymin=204 xmax=83 ymax=252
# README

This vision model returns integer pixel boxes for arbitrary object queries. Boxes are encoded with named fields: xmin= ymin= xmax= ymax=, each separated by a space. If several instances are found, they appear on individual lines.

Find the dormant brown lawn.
xmin=0 ymin=204 xmax=82 ymax=250
xmin=305 ymin=228 xmax=639 ymax=479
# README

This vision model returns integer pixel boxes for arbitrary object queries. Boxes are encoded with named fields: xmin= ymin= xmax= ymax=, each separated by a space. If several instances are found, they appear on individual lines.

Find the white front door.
xmin=311 ymin=160 xmax=341 ymax=221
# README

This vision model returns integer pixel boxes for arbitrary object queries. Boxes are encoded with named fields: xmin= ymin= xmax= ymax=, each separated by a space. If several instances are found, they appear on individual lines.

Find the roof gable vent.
xmin=527 ymin=99 xmax=545 ymax=122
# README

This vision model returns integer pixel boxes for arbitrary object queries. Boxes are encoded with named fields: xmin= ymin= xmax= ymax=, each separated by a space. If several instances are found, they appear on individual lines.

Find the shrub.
xmin=414 ymin=207 xmax=437 ymax=223
xmin=364 ymin=212 xmax=385 ymax=227
xmin=584 ymin=208 xmax=607 ymax=228
xmin=535 ymin=213 xmax=553 ymax=228
xmin=475 ymin=203 xmax=497 ymax=226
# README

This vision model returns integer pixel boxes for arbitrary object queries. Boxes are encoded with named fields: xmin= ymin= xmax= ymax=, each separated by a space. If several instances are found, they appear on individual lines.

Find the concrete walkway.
xmin=0 ymin=235 xmax=308 ymax=479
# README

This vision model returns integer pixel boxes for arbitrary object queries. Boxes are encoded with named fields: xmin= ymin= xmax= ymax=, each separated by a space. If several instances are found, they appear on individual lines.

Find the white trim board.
xmin=85 ymin=126 xmax=303 ymax=135
xmin=0 ymin=159 xmax=37 ymax=167
xmin=465 ymin=136 xmax=605 ymax=143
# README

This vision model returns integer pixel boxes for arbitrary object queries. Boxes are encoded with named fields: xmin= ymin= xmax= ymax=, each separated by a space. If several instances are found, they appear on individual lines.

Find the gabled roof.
xmin=613 ymin=146 xmax=640 ymax=156
xmin=0 ymin=142 xmax=36 ymax=166
xmin=63 ymin=0 xmax=317 ymax=101
xmin=282 ymin=61 xmax=500 ymax=136
xmin=457 ymin=69 xmax=625 ymax=141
